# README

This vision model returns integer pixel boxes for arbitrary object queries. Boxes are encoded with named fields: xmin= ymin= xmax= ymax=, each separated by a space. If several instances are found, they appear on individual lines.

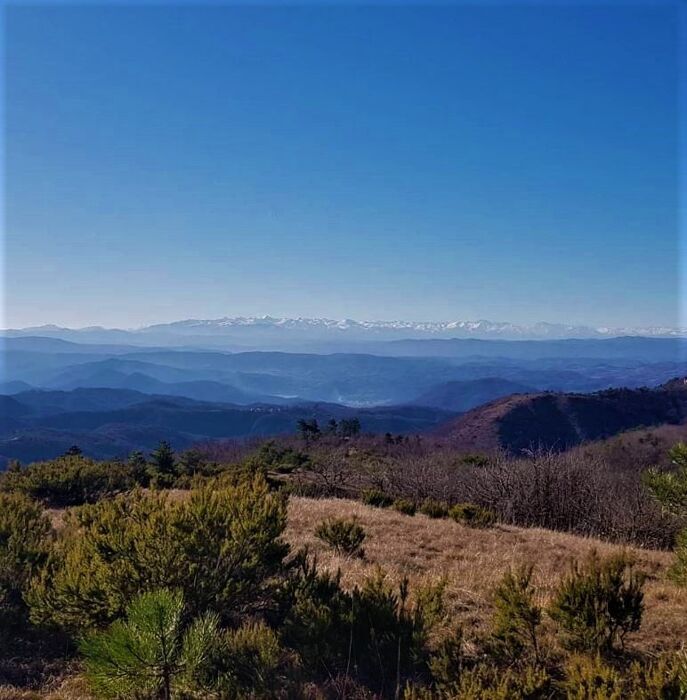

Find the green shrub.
xmin=628 ymin=654 xmax=687 ymax=698
xmin=80 ymin=588 xmax=221 ymax=700
xmin=81 ymin=588 xmax=296 ymax=700
xmin=561 ymin=655 xmax=625 ymax=699
xmin=563 ymin=653 xmax=683 ymax=699
xmin=0 ymin=456 xmax=135 ymax=506
xmin=428 ymin=627 xmax=464 ymax=688
xmin=244 ymin=441 xmax=310 ymax=475
xmin=449 ymin=503 xmax=496 ymax=528
xmin=315 ymin=518 xmax=366 ymax=557
xmin=461 ymin=453 xmax=491 ymax=468
xmin=28 ymin=476 xmax=288 ymax=631
xmin=490 ymin=565 xmax=541 ymax=664
xmin=280 ymin=554 xmax=355 ymax=676
xmin=350 ymin=571 xmax=445 ymax=694
xmin=0 ymin=493 xmax=51 ymax=642
xmin=643 ymin=443 xmax=687 ymax=587
xmin=419 ymin=499 xmax=449 ymax=519
xmin=214 ymin=621 xmax=291 ymax=697
xmin=283 ymin=560 xmax=445 ymax=694
xmin=361 ymin=488 xmax=393 ymax=508
xmin=392 ymin=499 xmax=417 ymax=516
xmin=79 ymin=589 xmax=227 ymax=700
xmin=407 ymin=663 xmax=550 ymax=699
xmin=667 ymin=529 xmax=687 ymax=586
xmin=548 ymin=552 xmax=645 ymax=653
xmin=643 ymin=442 xmax=687 ymax=519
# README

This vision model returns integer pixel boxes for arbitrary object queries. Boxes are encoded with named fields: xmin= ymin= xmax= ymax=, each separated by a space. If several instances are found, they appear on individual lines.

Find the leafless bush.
xmin=462 ymin=451 xmax=678 ymax=548
xmin=199 ymin=434 xmax=679 ymax=549
xmin=334 ymin=442 xmax=679 ymax=549
xmin=306 ymin=450 xmax=356 ymax=497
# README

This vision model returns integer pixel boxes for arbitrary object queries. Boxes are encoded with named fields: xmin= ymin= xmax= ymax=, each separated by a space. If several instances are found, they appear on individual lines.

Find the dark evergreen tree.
xmin=340 ymin=417 xmax=361 ymax=438
xmin=149 ymin=441 xmax=177 ymax=487
xmin=296 ymin=419 xmax=320 ymax=442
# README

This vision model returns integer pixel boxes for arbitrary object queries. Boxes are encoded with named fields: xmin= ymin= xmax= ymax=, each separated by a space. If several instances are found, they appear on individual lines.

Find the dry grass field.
xmin=286 ymin=496 xmax=687 ymax=656
xmin=44 ymin=494 xmax=687 ymax=655
xmin=4 ymin=494 xmax=686 ymax=699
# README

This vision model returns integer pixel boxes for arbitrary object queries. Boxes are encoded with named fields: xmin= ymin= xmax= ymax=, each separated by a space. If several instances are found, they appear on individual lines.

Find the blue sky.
xmin=3 ymin=2 xmax=682 ymax=329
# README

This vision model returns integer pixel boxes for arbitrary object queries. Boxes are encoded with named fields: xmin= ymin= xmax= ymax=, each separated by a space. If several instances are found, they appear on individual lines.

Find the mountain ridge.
xmin=437 ymin=378 xmax=687 ymax=454
xmin=5 ymin=316 xmax=685 ymax=342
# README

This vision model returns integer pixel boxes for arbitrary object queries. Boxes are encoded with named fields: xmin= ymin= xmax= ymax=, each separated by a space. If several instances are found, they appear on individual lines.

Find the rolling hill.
xmin=3 ymin=335 xmax=687 ymax=407
xmin=412 ymin=377 xmax=534 ymax=412
xmin=0 ymin=388 xmax=454 ymax=464
xmin=437 ymin=378 xmax=687 ymax=454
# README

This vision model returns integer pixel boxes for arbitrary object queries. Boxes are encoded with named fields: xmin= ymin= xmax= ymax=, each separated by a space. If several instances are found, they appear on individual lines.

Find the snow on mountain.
xmin=134 ymin=317 xmax=684 ymax=340
xmin=5 ymin=317 xmax=685 ymax=342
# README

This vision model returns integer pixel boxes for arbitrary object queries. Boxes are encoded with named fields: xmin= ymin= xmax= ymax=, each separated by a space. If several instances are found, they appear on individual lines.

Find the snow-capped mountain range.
xmin=5 ymin=316 xmax=685 ymax=343
xmin=138 ymin=316 xmax=685 ymax=339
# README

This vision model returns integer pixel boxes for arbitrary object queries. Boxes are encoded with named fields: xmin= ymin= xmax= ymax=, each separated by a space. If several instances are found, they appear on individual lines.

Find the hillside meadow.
xmin=2 ymin=435 xmax=687 ymax=698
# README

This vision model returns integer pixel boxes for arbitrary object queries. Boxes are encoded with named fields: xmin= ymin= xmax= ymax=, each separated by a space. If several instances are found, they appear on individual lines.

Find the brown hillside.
xmin=436 ymin=379 xmax=687 ymax=454
xmin=286 ymin=497 xmax=686 ymax=656
xmin=11 ymin=495 xmax=687 ymax=699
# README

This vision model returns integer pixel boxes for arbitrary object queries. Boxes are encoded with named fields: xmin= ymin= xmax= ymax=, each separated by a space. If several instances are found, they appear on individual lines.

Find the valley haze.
xmin=1 ymin=317 xmax=685 ymax=465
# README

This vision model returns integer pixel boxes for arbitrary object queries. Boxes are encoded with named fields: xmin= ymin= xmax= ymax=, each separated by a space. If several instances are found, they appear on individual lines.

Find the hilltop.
xmin=438 ymin=379 xmax=687 ymax=454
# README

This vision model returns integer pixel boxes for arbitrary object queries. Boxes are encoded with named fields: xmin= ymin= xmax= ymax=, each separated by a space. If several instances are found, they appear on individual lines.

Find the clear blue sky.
xmin=3 ymin=2 xmax=682 ymax=329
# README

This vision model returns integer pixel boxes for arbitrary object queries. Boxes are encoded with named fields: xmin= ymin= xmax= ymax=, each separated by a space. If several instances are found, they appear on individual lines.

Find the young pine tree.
xmin=149 ymin=441 xmax=178 ymax=488
xmin=80 ymin=588 xmax=221 ymax=700
xmin=644 ymin=442 xmax=687 ymax=583
xmin=489 ymin=565 xmax=542 ymax=664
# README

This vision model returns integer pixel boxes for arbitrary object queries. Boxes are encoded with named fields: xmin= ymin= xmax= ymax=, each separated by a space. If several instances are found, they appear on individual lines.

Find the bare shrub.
xmin=462 ymin=450 xmax=678 ymax=548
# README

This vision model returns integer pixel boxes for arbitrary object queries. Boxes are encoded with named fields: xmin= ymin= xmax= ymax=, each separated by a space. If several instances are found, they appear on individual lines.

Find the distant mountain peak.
xmin=4 ymin=317 xmax=685 ymax=343
xmin=133 ymin=316 xmax=684 ymax=340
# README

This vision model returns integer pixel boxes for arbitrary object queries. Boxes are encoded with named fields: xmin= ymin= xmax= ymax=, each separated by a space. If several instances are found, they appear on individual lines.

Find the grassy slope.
xmin=7 ymin=496 xmax=687 ymax=698
xmin=286 ymin=496 xmax=687 ymax=655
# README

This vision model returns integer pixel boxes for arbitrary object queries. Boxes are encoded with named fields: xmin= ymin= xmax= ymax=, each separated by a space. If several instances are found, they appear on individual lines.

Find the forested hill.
xmin=437 ymin=379 xmax=687 ymax=454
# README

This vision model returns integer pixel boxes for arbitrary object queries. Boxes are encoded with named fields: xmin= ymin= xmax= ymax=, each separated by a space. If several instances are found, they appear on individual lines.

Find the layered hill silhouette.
xmin=0 ymin=388 xmax=453 ymax=464
xmin=437 ymin=378 xmax=687 ymax=454
xmin=412 ymin=378 xmax=534 ymax=412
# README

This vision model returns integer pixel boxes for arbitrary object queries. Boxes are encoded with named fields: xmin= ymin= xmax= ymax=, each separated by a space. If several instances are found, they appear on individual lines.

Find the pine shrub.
xmin=561 ymin=655 xmax=625 ymax=699
xmin=428 ymin=627 xmax=464 ymax=688
xmin=361 ymin=488 xmax=393 ymax=508
xmin=28 ymin=476 xmax=288 ymax=631
xmin=490 ymin=565 xmax=541 ymax=664
xmin=315 ymin=518 xmax=366 ymax=557
xmin=419 ymin=499 xmax=449 ymax=519
xmin=218 ymin=621 xmax=290 ymax=696
xmin=80 ymin=588 xmax=221 ymax=699
xmin=668 ymin=529 xmax=687 ymax=586
xmin=449 ymin=503 xmax=496 ymax=528
xmin=406 ymin=663 xmax=550 ymax=699
xmin=350 ymin=571 xmax=445 ymax=694
xmin=0 ymin=455 xmax=135 ymax=506
xmin=0 ymin=492 xmax=51 ymax=642
xmin=548 ymin=552 xmax=645 ymax=653
xmin=392 ymin=499 xmax=417 ymax=516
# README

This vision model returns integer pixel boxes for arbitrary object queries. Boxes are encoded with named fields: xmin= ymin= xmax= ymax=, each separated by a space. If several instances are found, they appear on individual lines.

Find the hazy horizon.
xmin=4 ymin=313 xmax=687 ymax=334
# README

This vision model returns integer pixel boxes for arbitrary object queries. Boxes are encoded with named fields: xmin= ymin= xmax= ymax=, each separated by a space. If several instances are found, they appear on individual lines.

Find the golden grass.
xmin=0 ymin=677 xmax=91 ymax=700
xmin=285 ymin=496 xmax=687 ymax=655
xmin=5 ymin=493 xmax=687 ymax=697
